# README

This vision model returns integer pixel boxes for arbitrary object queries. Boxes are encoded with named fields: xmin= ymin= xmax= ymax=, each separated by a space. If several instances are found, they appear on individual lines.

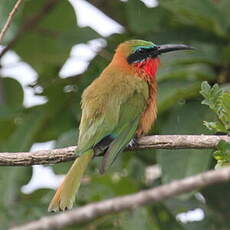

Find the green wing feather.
xmin=100 ymin=117 xmax=139 ymax=173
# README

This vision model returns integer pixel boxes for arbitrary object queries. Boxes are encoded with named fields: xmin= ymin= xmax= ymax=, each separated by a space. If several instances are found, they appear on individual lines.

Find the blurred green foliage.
xmin=214 ymin=140 xmax=230 ymax=168
xmin=0 ymin=0 xmax=230 ymax=229
xmin=200 ymin=81 xmax=230 ymax=133
xmin=200 ymin=81 xmax=230 ymax=168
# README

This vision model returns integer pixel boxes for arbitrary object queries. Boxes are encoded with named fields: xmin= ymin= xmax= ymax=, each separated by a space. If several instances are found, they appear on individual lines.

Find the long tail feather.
xmin=48 ymin=150 xmax=94 ymax=212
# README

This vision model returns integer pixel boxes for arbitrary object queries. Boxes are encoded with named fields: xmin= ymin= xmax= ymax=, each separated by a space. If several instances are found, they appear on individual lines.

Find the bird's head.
xmin=112 ymin=40 xmax=193 ymax=80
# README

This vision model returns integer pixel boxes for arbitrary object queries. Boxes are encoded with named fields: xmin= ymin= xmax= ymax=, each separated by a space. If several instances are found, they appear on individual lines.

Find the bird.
xmin=48 ymin=40 xmax=192 ymax=212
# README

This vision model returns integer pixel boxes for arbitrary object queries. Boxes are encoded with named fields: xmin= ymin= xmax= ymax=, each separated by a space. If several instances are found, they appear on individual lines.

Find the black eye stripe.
xmin=136 ymin=47 xmax=157 ymax=53
xmin=127 ymin=53 xmax=146 ymax=64
xmin=127 ymin=47 xmax=158 ymax=64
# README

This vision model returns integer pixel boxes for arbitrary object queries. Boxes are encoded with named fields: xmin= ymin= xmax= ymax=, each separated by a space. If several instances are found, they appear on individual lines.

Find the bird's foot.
xmin=128 ymin=137 xmax=138 ymax=149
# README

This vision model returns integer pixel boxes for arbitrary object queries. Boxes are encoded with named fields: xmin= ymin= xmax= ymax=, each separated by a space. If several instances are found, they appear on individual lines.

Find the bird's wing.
xmin=100 ymin=116 xmax=139 ymax=173
xmin=99 ymin=87 xmax=148 ymax=172
xmin=76 ymin=73 xmax=148 ymax=156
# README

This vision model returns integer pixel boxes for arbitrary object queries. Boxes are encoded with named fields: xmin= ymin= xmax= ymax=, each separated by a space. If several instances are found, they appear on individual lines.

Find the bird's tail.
xmin=48 ymin=150 xmax=94 ymax=212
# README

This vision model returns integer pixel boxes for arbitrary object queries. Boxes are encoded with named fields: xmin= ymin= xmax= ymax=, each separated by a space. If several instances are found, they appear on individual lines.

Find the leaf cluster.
xmin=200 ymin=81 xmax=230 ymax=133
xmin=200 ymin=81 xmax=230 ymax=168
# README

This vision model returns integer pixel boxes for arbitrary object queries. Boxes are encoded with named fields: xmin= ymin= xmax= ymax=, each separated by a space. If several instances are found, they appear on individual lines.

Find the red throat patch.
xmin=133 ymin=58 xmax=160 ymax=80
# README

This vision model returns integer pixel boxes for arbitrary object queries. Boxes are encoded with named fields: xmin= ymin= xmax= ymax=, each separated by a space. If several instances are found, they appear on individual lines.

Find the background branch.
xmin=0 ymin=0 xmax=60 ymax=58
xmin=0 ymin=0 xmax=24 ymax=43
xmin=11 ymin=166 xmax=230 ymax=230
xmin=1 ymin=135 xmax=229 ymax=166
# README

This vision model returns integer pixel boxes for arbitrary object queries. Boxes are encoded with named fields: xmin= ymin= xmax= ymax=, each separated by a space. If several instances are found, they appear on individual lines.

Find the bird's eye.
xmin=136 ymin=48 xmax=145 ymax=54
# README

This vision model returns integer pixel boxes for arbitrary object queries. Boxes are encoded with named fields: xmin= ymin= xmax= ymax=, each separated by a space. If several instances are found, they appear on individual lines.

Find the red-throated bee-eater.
xmin=48 ymin=40 xmax=192 ymax=212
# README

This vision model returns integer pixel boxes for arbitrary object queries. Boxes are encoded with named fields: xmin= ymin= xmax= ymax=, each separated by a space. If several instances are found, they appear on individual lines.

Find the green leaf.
xmin=0 ymin=77 xmax=24 ymax=145
xmin=0 ymin=77 xmax=24 ymax=107
xmin=214 ymin=140 xmax=230 ymax=168
xmin=219 ymin=92 xmax=230 ymax=130
xmin=200 ymin=82 xmax=222 ymax=110
xmin=200 ymin=81 xmax=230 ymax=132
xmin=203 ymin=121 xmax=226 ymax=132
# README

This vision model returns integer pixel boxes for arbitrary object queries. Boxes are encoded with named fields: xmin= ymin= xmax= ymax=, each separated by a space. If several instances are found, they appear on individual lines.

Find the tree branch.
xmin=1 ymin=135 xmax=230 ymax=166
xmin=0 ymin=0 xmax=60 ymax=59
xmin=11 ymin=166 xmax=230 ymax=230
xmin=0 ymin=0 xmax=24 ymax=44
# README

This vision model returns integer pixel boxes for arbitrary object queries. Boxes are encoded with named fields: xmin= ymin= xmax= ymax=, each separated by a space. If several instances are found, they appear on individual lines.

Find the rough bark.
xmin=0 ymin=135 xmax=229 ymax=166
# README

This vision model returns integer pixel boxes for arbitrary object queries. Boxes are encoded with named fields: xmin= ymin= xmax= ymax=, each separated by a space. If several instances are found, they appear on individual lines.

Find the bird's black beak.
xmin=156 ymin=44 xmax=194 ymax=55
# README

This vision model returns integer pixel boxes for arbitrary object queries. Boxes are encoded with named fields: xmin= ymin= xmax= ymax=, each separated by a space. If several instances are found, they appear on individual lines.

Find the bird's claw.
xmin=128 ymin=138 xmax=138 ymax=149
